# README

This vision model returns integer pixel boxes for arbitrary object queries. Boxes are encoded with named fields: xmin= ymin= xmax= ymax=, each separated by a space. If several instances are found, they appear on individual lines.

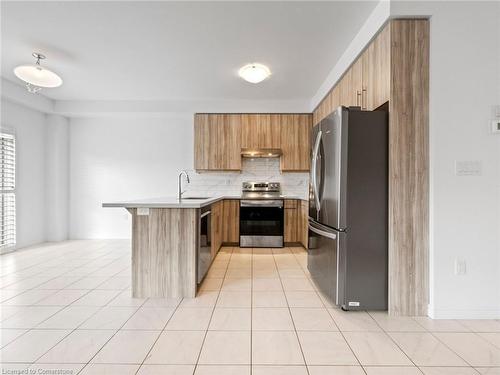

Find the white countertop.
xmin=102 ymin=195 xmax=306 ymax=209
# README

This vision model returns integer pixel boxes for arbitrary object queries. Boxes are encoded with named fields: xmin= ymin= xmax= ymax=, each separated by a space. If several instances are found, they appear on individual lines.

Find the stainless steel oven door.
xmin=240 ymin=200 xmax=284 ymax=247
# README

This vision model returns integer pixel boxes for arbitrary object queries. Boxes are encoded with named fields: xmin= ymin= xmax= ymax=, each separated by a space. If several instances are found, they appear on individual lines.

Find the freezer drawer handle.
xmin=308 ymin=222 xmax=337 ymax=240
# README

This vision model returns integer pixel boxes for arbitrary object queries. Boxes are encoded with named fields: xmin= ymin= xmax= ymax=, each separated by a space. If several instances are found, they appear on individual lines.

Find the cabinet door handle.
xmin=356 ymin=91 xmax=362 ymax=106
xmin=362 ymin=88 xmax=367 ymax=110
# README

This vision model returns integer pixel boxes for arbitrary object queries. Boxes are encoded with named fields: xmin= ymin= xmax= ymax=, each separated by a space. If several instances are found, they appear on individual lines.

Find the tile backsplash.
xmin=185 ymin=158 xmax=309 ymax=199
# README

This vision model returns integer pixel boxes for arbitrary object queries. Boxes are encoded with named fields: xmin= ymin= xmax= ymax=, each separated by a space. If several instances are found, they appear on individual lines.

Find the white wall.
xmin=45 ymin=114 xmax=69 ymax=241
xmin=0 ymin=99 xmax=70 ymax=249
xmin=1 ymin=99 xmax=47 ymax=248
xmin=389 ymin=1 xmax=500 ymax=318
xmin=69 ymin=115 xmax=310 ymax=239
xmin=69 ymin=114 xmax=194 ymax=239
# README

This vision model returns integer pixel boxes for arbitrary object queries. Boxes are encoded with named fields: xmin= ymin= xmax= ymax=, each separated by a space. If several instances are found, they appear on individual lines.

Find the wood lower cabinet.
xmin=222 ymin=200 xmax=239 ymax=244
xmin=210 ymin=201 xmax=223 ymax=259
xmin=284 ymin=199 xmax=298 ymax=243
xmin=241 ymin=114 xmax=280 ymax=149
xmin=298 ymin=200 xmax=309 ymax=249
xmin=284 ymin=199 xmax=309 ymax=247
xmin=194 ymin=114 xmax=241 ymax=171
xmin=280 ymin=115 xmax=312 ymax=172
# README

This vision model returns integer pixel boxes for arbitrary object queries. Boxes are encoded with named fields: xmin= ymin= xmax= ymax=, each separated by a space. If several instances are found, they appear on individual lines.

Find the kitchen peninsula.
xmin=103 ymin=197 xmax=224 ymax=298
xmin=103 ymin=194 xmax=308 ymax=298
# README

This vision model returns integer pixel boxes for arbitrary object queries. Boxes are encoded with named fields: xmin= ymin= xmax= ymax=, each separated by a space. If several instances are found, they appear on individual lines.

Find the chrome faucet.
xmin=178 ymin=170 xmax=190 ymax=201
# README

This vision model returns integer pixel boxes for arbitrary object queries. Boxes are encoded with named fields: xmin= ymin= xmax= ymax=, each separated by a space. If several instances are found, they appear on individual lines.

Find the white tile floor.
xmin=1 ymin=240 xmax=500 ymax=375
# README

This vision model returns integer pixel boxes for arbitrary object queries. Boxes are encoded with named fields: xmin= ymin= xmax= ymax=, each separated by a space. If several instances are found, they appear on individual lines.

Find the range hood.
xmin=241 ymin=148 xmax=282 ymax=158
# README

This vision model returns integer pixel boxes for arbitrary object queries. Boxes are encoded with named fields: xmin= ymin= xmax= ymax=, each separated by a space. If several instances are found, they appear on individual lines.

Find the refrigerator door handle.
xmin=311 ymin=130 xmax=322 ymax=212
xmin=308 ymin=221 xmax=337 ymax=240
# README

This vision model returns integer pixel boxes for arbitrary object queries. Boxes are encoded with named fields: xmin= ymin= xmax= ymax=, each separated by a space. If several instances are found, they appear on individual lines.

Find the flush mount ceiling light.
xmin=14 ymin=52 xmax=63 ymax=94
xmin=238 ymin=63 xmax=271 ymax=84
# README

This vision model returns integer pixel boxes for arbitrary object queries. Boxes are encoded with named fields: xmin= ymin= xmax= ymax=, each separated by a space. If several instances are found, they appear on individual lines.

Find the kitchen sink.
xmin=182 ymin=197 xmax=211 ymax=200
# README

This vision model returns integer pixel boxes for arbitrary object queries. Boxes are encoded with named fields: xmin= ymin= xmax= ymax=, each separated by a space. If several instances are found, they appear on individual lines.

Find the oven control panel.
xmin=242 ymin=181 xmax=280 ymax=192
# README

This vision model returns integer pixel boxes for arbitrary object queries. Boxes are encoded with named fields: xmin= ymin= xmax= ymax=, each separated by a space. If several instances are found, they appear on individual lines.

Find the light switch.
xmin=455 ymin=160 xmax=482 ymax=176
xmin=454 ymin=259 xmax=467 ymax=275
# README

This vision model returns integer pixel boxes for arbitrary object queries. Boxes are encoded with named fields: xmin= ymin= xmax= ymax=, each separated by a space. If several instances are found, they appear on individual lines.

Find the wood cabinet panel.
xmin=280 ymin=114 xmax=312 ymax=172
xmin=284 ymin=199 xmax=298 ymax=243
xmin=329 ymin=86 xmax=340 ymax=115
xmin=241 ymin=114 xmax=280 ymax=149
xmin=263 ymin=114 xmax=281 ymax=148
xmin=351 ymin=57 xmax=363 ymax=107
xmin=130 ymin=208 xmax=197 ymax=298
xmin=211 ymin=201 xmax=223 ymax=259
xmin=219 ymin=114 xmax=242 ymax=170
xmin=339 ymin=72 xmax=354 ymax=107
xmin=222 ymin=200 xmax=239 ymax=243
xmin=339 ymin=58 xmax=363 ymax=108
xmin=363 ymin=24 xmax=391 ymax=110
xmin=207 ymin=114 xmax=224 ymax=170
xmin=388 ymin=20 xmax=429 ymax=316
xmin=194 ymin=114 xmax=241 ymax=171
xmin=194 ymin=114 xmax=210 ymax=170
xmin=298 ymin=200 xmax=309 ymax=249
xmin=241 ymin=114 xmax=258 ymax=149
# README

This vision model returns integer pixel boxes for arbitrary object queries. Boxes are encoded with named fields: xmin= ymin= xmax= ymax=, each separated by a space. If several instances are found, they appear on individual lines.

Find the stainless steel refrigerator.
xmin=308 ymin=106 xmax=388 ymax=311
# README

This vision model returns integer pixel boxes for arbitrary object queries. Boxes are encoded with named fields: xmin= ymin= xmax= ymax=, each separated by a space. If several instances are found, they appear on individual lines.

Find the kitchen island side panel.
xmin=129 ymin=208 xmax=198 ymax=298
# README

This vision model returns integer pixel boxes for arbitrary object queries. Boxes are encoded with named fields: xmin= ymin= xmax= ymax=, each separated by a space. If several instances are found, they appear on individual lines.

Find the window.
xmin=0 ymin=132 xmax=15 ymax=252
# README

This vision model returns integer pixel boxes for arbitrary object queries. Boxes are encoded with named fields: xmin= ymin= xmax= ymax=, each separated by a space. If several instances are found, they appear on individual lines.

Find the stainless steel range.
xmin=239 ymin=182 xmax=284 ymax=248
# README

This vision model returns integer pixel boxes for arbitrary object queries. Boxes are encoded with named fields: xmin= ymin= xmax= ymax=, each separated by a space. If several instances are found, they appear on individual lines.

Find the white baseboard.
xmin=428 ymin=304 xmax=500 ymax=319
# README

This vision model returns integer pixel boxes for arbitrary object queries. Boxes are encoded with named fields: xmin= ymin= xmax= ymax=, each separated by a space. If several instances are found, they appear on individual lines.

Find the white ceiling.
xmin=1 ymin=1 xmax=378 ymax=102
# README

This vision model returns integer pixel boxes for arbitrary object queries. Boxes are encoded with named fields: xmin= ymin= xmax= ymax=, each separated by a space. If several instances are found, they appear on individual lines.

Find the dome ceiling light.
xmin=238 ymin=63 xmax=271 ymax=84
xmin=14 ymin=52 xmax=63 ymax=94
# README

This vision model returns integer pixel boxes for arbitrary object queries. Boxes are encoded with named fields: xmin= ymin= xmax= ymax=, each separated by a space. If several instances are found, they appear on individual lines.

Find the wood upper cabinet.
xmin=241 ymin=114 xmax=281 ymax=149
xmin=195 ymin=113 xmax=311 ymax=172
xmin=222 ymin=200 xmax=239 ymax=243
xmin=329 ymin=86 xmax=340 ymax=114
xmin=280 ymin=114 xmax=312 ymax=172
xmin=351 ymin=57 xmax=364 ymax=107
xmin=362 ymin=24 xmax=390 ymax=110
xmin=339 ymin=57 xmax=363 ymax=108
xmin=194 ymin=114 xmax=241 ymax=171
xmin=211 ymin=200 xmax=223 ymax=259
xmin=312 ymin=23 xmax=391 ymax=124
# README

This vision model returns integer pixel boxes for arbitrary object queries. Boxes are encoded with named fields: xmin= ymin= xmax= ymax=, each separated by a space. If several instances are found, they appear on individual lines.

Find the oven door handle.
xmin=200 ymin=210 xmax=211 ymax=219
xmin=240 ymin=200 xmax=283 ymax=208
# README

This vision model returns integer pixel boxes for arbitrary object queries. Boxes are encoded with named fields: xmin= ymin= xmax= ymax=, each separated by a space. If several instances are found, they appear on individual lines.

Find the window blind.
xmin=1 ymin=132 xmax=16 ymax=250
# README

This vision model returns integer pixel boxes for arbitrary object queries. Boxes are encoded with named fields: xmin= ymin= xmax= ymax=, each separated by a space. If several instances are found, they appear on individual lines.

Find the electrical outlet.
xmin=491 ymin=119 xmax=500 ymax=133
xmin=454 ymin=259 xmax=467 ymax=275
xmin=137 ymin=208 xmax=150 ymax=216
